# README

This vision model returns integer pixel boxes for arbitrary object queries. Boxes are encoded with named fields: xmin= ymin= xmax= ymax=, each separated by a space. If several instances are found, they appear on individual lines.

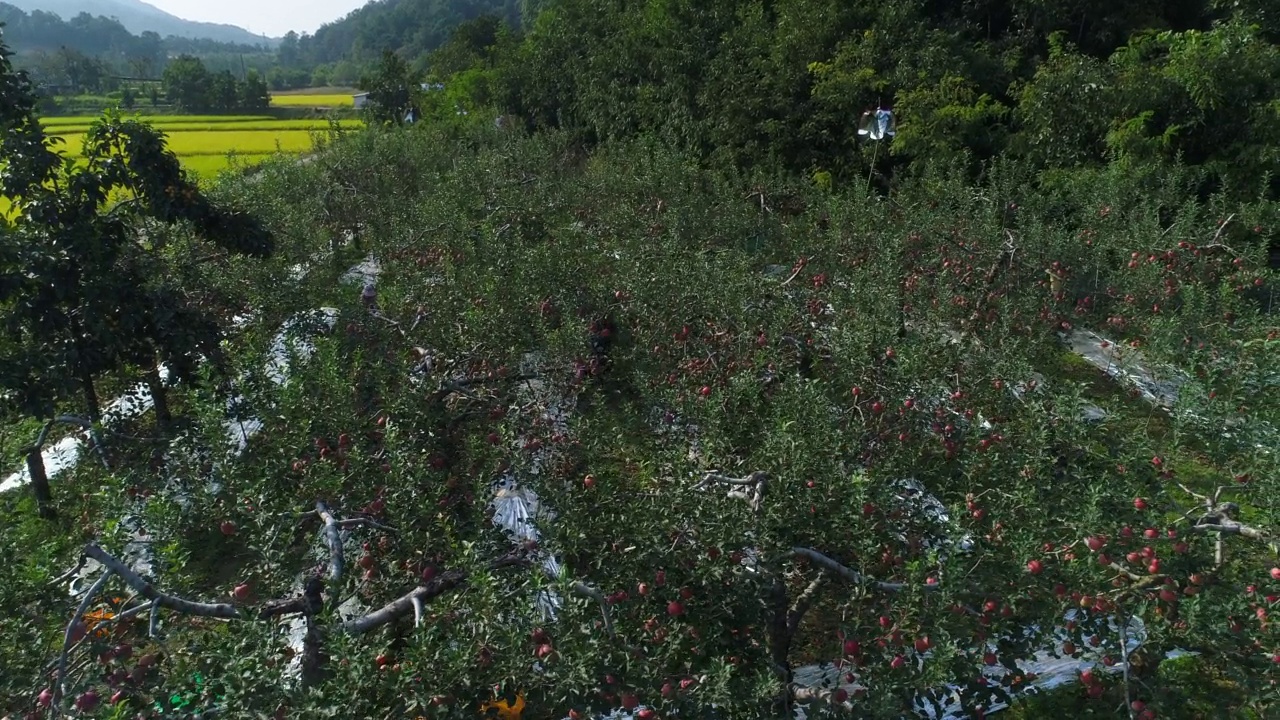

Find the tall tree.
xmin=0 ymin=32 xmax=274 ymax=515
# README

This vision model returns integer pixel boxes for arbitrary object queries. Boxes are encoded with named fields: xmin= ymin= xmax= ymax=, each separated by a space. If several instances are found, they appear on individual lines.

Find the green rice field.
xmin=2 ymin=114 xmax=364 ymax=219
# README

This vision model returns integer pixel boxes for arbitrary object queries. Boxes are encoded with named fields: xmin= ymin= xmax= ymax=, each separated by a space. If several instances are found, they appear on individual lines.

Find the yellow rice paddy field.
xmin=269 ymin=87 xmax=358 ymax=108
xmin=2 ymin=114 xmax=364 ymax=219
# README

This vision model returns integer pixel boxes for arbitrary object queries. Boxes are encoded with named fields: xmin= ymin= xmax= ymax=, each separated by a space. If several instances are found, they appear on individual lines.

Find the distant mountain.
xmin=4 ymin=0 xmax=276 ymax=46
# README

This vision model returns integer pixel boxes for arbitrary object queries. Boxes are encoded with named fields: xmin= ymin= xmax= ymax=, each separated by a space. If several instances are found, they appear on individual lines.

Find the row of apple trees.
xmin=4 ymin=40 xmax=1280 ymax=720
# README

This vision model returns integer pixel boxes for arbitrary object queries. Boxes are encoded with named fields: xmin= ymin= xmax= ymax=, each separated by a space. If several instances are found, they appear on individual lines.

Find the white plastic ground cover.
xmin=1059 ymin=329 xmax=1185 ymax=410
xmin=0 ymin=366 xmax=170 ymax=493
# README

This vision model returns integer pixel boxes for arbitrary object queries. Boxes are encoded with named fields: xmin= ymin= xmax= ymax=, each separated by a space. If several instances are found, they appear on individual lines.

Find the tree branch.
xmin=340 ymin=570 xmax=468 ymax=635
xmin=699 ymin=471 xmax=769 ymax=513
xmin=787 ymin=572 xmax=827 ymax=637
xmin=791 ymin=547 xmax=937 ymax=593
xmin=571 ymin=581 xmax=616 ymax=640
xmin=83 ymin=545 xmax=240 ymax=619
xmin=317 ymin=501 xmax=344 ymax=610
xmin=52 ymin=570 xmax=114 ymax=718
xmin=339 ymin=550 xmax=531 ymax=635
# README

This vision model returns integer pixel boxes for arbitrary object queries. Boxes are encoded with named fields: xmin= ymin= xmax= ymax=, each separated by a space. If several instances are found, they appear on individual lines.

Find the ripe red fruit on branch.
xmin=75 ymin=690 xmax=100 ymax=711
xmin=1086 ymin=536 xmax=1106 ymax=552
xmin=37 ymin=689 xmax=53 ymax=707
xmin=1270 ymin=568 xmax=1280 ymax=580
xmin=667 ymin=601 xmax=685 ymax=616
xmin=233 ymin=583 xmax=250 ymax=600
xmin=1133 ymin=498 xmax=1148 ymax=510
xmin=583 ymin=475 xmax=596 ymax=489
xmin=220 ymin=520 xmax=237 ymax=536
xmin=376 ymin=654 xmax=390 ymax=668
xmin=914 ymin=636 xmax=933 ymax=653
xmin=359 ymin=555 xmax=375 ymax=569
xmin=1027 ymin=560 xmax=1044 ymax=575
xmin=843 ymin=639 xmax=860 ymax=655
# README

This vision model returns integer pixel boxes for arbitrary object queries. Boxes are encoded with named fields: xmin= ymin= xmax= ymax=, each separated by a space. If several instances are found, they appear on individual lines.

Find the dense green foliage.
xmin=2 ymin=1 xmax=1280 ymax=720
xmin=417 ymin=0 xmax=1280 ymax=204
xmin=161 ymin=56 xmax=270 ymax=113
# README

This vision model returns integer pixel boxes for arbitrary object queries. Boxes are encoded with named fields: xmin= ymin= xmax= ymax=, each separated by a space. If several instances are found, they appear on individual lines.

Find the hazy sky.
xmin=145 ymin=0 xmax=367 ymax=37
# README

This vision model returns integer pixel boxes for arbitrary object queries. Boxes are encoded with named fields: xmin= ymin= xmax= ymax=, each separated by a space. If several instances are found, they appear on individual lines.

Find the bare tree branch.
xmin=52 ymin=570 xmax=114 ymax=718
xmin=791 ymin=547 xmax=938 ymax=593
xmin=48 ymin=557 xmax=88 ymax=587
xmin=83 ymin=545 xmax=241 ymax=619
xmin=699 ymin=471 xmax=769 ymax=513
xmin=340 ymin=570 xmax=468 ymax=635
xmin=317 ymin=501 xmax=344 ymax=610
xmin=336 ymin=516 xmax=398 ymax=533
xmin=787 ymin=573 xmax=827 ymax=637
xmin=571 ymin=582 xmax=616 ymax=640
xmin=340 ymin=550 xmax=532 ymax=635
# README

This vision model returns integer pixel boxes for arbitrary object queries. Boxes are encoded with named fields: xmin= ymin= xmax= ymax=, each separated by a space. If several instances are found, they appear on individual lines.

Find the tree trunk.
xmin=145 ymin=365 xmax=172 ymax=434
xmin=26 ymin=448 xmax=56 ymax=519
xmin=767 ymin=577 xmax=794 ymax=715
xmin=79 ymin=366 xmax=101 ymax=423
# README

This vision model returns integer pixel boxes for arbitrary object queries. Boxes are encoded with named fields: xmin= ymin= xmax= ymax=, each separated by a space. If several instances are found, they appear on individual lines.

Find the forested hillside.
xmin=0 ymin=3 xmax=274 ymax=87
xmin=287 ymin=0 xmax=520 ymax=68
xmin=1 ymin=1 xmax=1279 ymax=719
xmin=414 ymin=0 xmax=1280 ymax=203
xmin=1 ymin=0 xmax=271 ymax=45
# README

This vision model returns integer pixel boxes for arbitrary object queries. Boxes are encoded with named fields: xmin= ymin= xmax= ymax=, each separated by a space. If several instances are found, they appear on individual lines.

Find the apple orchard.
xmin=3 ymin=73 xmax=1280 ymax=720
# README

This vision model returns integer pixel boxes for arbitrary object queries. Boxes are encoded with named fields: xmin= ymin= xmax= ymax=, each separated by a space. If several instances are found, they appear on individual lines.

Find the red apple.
xmin=583 ymin=474 xmax=596 ymax=489
xmin=620 ymin=694 xmax=638 ymax=710
xmin=233 ymin=583 xmax=250 ymax=601
xmin=75 ymin=690 xmax=100 ymax=711
xmin=914 ymin=636 xmax=933 ymax=653
xmin=535 ymin=643 xmax=554 ymax=659
xmin=983 ymin=652 xmax=997 ymax=665
xmin=843 ymin=639 xmax=860 ymax=656
xmin=666 ymin=601 xmax=685 ymax=616
xmin=359 ymin=554 xmax=375 ymax=569
xmin=1271 ymin=567 xmax=1280 ymax=580
xmin=375 ymin=654 xmax=390 ymax=668
xmin=890 ymin=655 xmax=906 ymax=669
xmin=833 ymin=688 xmax=849 ymax=702
xmin=1062 ymin=641 xmax=1075 ymax=655
xmin=1086 ymin=536 xmax=1106 ymax=552
xmin=1133 ymin=497 xmax=1148 ymax=510
xmin=37 ymin=689 xmax=53 ymax=707
xmin=637 ymin=582 xmax=650 ymax=596
xmin=220 ymin=520 xmax=237 ymax=536
xmin=111 ymin=690 xmax=126 ymax=705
